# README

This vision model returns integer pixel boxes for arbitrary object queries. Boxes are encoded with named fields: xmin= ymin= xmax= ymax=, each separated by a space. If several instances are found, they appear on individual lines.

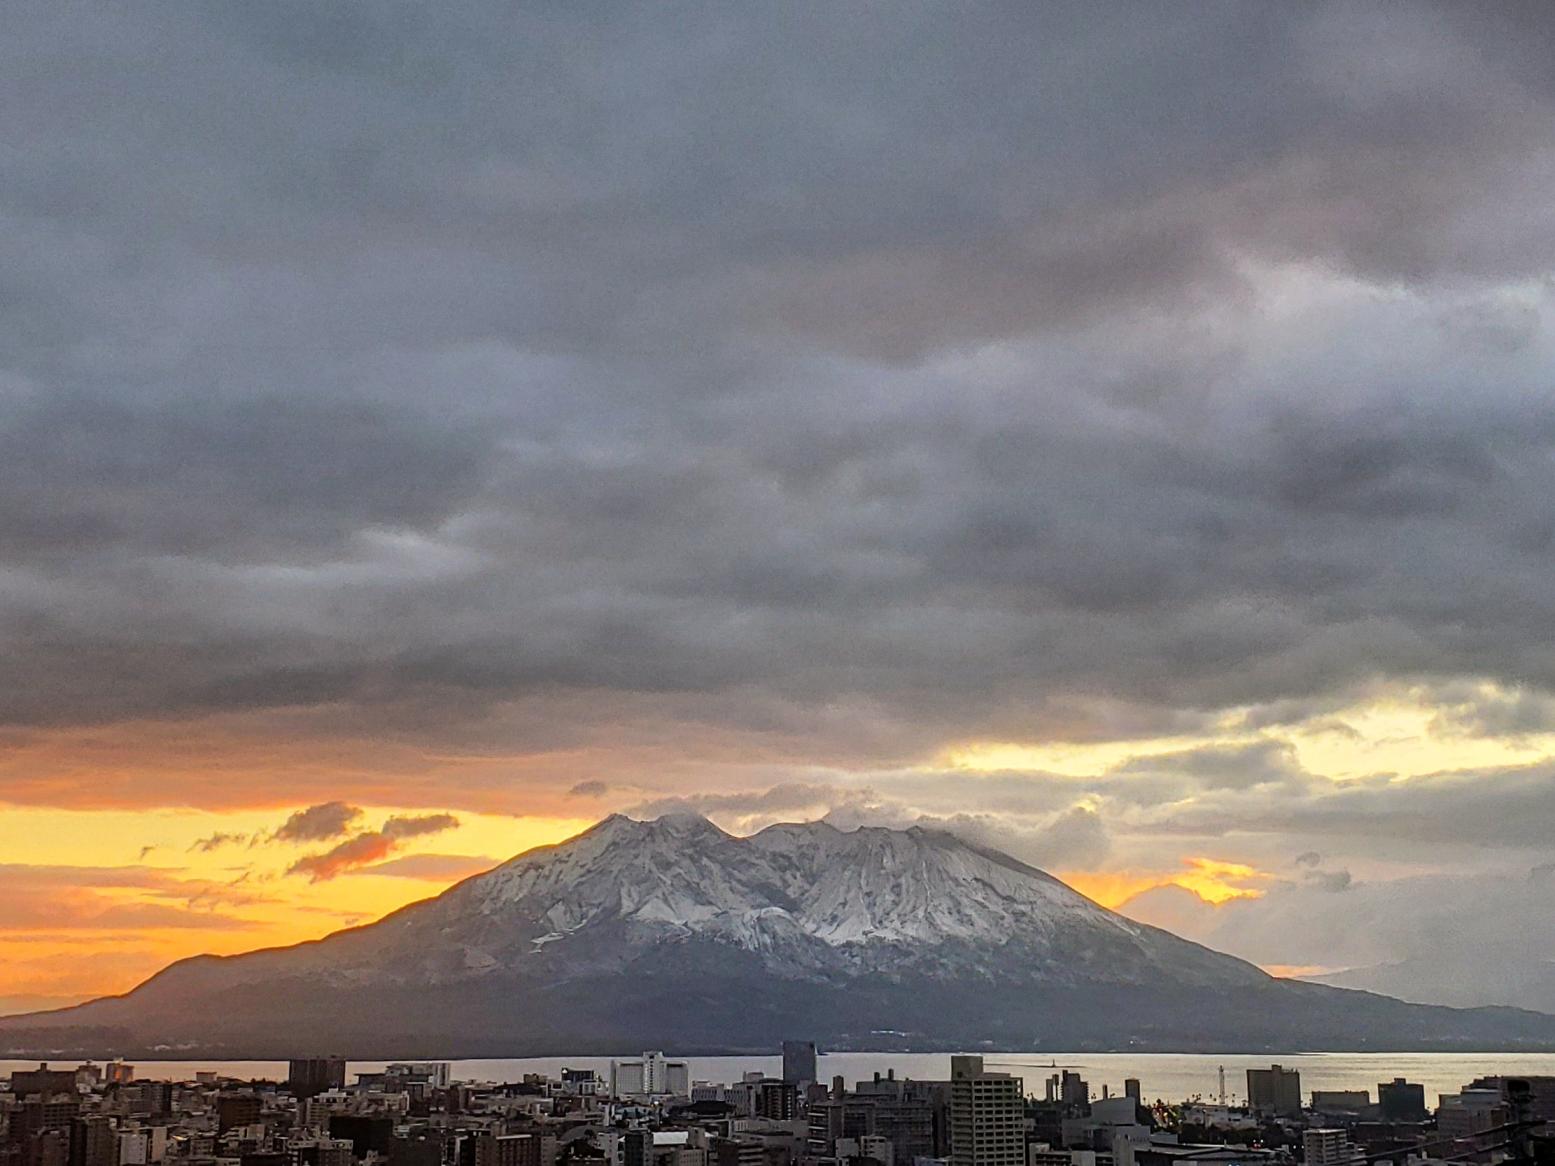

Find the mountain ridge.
xmin=5 ymin=814 xmax=1555 ymax=1058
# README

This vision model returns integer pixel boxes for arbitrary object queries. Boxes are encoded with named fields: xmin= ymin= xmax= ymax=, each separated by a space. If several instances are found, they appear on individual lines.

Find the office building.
xmin=472 ymin=1134 xmax=542 ymax=1166
xmin=131 ymin=1083 xmax=173 ymax=1119
xmin=753 ymin=1079 xmax=798 ymax=1120
xmin=288 ymin=1059 xmax=346 ymax=1100
xmin=10 ymin=1096 xmax=80 ymax=1146
xmin=386 ymin=1064 xmax=452 ymax=1090
xmin=809 ymin=1099 xmax=880 ymax=1155
xmin=950 ymin=1056 xmax=1024 ymax=1166
xmin=1303 ymin=1129 xmax=1361 ymax=1166
xmin=216 ymin=1093 xmax=262 ymax=1134
xmin=68 ymin=1117 xmax=116 ymax=1166
xmin=711 ymin=1142 xmax=763 ymax=1166
xmin=116 ymin=1129 xmax=168 ymax=1166
xmin=330 ymin=1116 xmax=396 ymax=1160
xmin=1437 ymin=1089 xmax=1507 ymax=1151
xmin=610 ymin=1052 xmax=689 ymax=1097
xmin=1312 ymin=1091 xmax=1369 ymax=1115
xmin=1247 ymin=1066 xmax=1302 ymax=1118
xmin=295 ymin=1142 xmax=355 ymax=1166
xmin=22 ymin=1129 xmax=71 ymax=1166
xmin=1377 ymin=1079 xmax=1426 ymax=1123
xmin=390 ymin=1133 xmax=449 ymax=1166
xmin=783 ymin=1041 xmax=819 ymax=1087
xmin=1468 ymin=1076 xmax=1555 ymax=1125
xmin=9 ymin=1067 xmax=79 ymax=1100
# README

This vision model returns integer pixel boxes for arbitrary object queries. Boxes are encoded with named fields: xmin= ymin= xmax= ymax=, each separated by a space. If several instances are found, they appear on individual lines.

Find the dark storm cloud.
xmin=3 ymin=1 xmax=1555 ymax=786
xmin=1130 ymin=759 xmax=1555 ymax=854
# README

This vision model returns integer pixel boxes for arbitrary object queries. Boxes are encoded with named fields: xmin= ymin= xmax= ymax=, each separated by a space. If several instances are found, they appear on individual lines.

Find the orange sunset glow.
xmin=0 ymin=802 xmax=592 ymax=1013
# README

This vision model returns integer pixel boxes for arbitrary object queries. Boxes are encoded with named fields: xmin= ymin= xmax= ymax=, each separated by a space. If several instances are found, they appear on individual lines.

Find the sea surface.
xmin=8 ymin=1051 xmax=1555 ymax=1108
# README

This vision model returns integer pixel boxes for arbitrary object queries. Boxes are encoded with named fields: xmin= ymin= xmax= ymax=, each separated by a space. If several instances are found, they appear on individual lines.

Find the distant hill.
xmin=5 ymin=814 xmax=1555 ymax=1058
xmin=1313 ymin=958 xmax=1555 ymax=1016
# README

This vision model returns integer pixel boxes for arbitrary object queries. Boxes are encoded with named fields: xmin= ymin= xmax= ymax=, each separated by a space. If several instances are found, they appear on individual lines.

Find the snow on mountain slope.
xmin=333 ymin=812 xmax=1268 ymax=990
xmin=450 ymin=812 xmax=1128 ymax=947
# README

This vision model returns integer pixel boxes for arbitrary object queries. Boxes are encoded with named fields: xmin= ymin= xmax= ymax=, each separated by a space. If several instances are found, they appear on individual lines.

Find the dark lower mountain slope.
xmin=4 ymin=815 xmax=1553 ymax=1057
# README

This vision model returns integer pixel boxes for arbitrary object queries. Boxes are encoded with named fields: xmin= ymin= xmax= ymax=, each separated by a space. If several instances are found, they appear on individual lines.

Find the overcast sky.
xmin=4 ymin=2 xmax=1555 ymax=1013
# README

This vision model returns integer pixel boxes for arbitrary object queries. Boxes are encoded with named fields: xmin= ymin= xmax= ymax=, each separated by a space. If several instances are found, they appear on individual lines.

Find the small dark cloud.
xmin=272 ymin=802 xmax=363 ymax=844
xmin=189 ymin=831 xmax=249 ymax=853
xmin=1304 ymin=868 xmax=1354 ymax=893
xmin=569 ymin=780 xmax=608 ymax=798
xmin=1294 ymin=851 xmax=1323 ymax=867
xmin=381 ymin=812 xmax=459 ymax=840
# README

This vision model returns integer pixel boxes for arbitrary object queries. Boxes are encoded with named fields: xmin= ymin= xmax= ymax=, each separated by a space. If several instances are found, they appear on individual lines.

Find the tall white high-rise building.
xmin=950 ymin=1056 xmax=1024 ymax=1166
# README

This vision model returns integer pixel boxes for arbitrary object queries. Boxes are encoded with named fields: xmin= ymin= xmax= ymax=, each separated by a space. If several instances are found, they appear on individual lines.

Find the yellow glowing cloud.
xmin=943 ymin=680 xmax=1555 ymax=784
xmin=1171 ymin=857 xmax=1270 ymax=904
xmin=1279 ymin=689 xmax=1555 ymax=779
xmin=1061 ymin=856 xmax=1272 ymax=909
xmin=944 ymin=737 xmax=1213 ymax=777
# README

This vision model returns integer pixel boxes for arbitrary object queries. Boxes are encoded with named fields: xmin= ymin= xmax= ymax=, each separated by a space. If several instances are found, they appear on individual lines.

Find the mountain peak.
xmin=456 ymin=812 xmax=1168 ymax=958
xmin=644 ymin=809 xmax=730 ymax=836
xmin=585 ymin=809 xmax=729 ymax=834
xmin=9 ymin=812 xmax=1550 ymax=1057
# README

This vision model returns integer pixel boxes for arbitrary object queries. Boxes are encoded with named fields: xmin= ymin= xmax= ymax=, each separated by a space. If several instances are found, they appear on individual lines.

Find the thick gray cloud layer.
xmin=4 ymin=4 xmax=1555 ymax=798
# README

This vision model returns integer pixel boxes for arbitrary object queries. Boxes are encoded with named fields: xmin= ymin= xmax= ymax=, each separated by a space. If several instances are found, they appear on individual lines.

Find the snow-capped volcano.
xmin=420 ymin=813 xmax=1258 ymax=986
xmin=6 ymin=814 xmax=1555 ymax=1057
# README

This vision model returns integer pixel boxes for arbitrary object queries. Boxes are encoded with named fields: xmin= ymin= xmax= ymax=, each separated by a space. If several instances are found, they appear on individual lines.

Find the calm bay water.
xmin=8 ymin=1051 xmax=1555 ymax=1108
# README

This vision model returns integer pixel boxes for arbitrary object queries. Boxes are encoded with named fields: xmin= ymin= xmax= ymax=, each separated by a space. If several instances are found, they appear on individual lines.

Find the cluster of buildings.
xmin=1175 ymin=1066 xmax=1555 ymax=1166
xmin=4 ymin=1052 xmax=1553 ymax=1166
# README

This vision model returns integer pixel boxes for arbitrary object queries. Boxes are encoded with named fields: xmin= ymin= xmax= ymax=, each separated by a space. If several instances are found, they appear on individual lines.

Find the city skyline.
xmin=4 ymin=1046 xmax=1551 ymax=1166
